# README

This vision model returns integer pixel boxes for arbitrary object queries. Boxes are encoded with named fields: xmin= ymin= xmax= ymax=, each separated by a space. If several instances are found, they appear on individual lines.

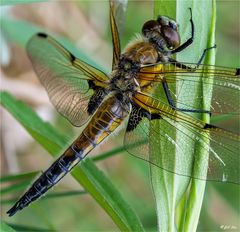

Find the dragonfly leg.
xmin=168 ymin=43 xmax=216 ymax=72
xmin=169 ymin=44 xmax=216 ymax=70
xmin=194 ymin=44 xmax=217 ymax=67
xmin=170 ymin=8 xmax=194 ymax=54
xmin=162 ymin=79 xmax=211 ymax=114
xmin=169 ymin=7 xmax=216 ymax=63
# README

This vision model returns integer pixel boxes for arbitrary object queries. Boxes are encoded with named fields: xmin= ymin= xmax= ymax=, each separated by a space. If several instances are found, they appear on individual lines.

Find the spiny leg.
xmin=164 ymin=43 xmax=216 ymax=115
xmin=170 ymin=8 xmax=194 ymax=54
xmin=162 ymin=78 xmax=211 ymax=114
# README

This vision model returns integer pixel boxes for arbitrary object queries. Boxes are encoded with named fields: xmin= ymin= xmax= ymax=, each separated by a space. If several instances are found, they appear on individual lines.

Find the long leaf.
xmin=3 ymin=222 xmax=53 ymax=232
xmin=0 ymin=221 xmax=16 ymax=232
xmin=177 ymin=1 xmax=216 ymax=231
xmin=151 ymin=2 xmax=184 ymax=232
xmin=0 ymin=91 xmax=144 ymax=232
xmin=0 ymin=172 xmax=38 ymax=183
xmin=151 ymin=0 xmax=216 ymax=231
xmin=0 ymin=0 xmax=48 ymax=6
xmin=1 ymin=190 xmax=87 ymax=205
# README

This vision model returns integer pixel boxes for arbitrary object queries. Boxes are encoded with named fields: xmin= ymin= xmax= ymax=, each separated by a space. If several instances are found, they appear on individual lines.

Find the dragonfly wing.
xmin=110 ymin=0 xmax=121 ymax=70
xmin=138 ymin=62 xmax=240 ymax=122
xmin=124 ymin=92 xmax=240 ymax=184
xmin=27 ymin=33 xmax=109 ymax=126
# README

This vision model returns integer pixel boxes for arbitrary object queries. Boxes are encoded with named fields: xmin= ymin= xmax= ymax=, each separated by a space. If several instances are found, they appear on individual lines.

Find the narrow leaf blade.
xmin=0 ymin=91 xmax=144 ymax=231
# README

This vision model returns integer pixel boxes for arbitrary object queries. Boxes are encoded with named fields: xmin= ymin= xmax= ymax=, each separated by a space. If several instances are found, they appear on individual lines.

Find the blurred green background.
xmin=0 ymin=0 xmax=239 ymax=231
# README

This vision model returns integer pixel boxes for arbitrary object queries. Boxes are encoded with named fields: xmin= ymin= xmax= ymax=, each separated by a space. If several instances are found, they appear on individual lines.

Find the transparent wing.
xmin=110 ymin=0 xmax=121 ymax=70
xmin=110 ymin=0 xmax=128 ymax=70
xmin=138 ymin=62 xmax=240 ymax=118
xmin=27 ymin=33 xmax=109 ymax=126
xmin=124 ymin=92 xmax=240 ymax=184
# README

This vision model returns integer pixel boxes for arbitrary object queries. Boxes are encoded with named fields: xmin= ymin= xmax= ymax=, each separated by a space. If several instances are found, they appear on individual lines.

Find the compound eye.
xmin=142 ymin=20 xmax=159 ymax=36
xmin=169 ymin=21 xmax=177 ymax=30
xmin=157 ymin=16 xmax=169 ymax=26
xmin=161 ymin=25 xmax=180 ymax=49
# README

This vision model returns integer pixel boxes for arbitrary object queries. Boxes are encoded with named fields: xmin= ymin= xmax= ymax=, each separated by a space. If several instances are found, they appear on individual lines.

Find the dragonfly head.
xmin=142 ymin=16 xmax=180 ymax=50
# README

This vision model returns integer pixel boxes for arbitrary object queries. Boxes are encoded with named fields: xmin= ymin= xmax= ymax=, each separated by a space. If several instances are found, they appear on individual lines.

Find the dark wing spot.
xmin=235 ymin=68 xmax=240 ymax=76
xmin=150 ymin=114 xmax=161 ymax=120
xmin=88 ymin=80 xmax=97 ymax=90
xmin=69 ymin=53 xmax=76 ymax=63
xmin=37 ymin=32 xmax=48 ymax=38
xmin=204 ymin=123 xmax=217 ymax=129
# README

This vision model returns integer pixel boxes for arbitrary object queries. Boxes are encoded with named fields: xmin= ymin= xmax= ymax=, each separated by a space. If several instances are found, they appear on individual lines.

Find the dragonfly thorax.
xmin=110 ymin=56 xmax=141 ymax=94
xmin=110 ymin=71 xmax=140 ymax=94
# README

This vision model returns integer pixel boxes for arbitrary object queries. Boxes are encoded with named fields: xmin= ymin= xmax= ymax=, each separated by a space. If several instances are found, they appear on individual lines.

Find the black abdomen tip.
xmin=7 ymin=201 xmax=23 ymax=217
xmin=7 ymin=195 xmax=31 ymax=217
xmin=37 ymin=32 xmax=48 ymax=38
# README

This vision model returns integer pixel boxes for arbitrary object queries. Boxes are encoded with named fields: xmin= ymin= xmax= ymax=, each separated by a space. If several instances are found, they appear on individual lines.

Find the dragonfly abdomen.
xmin=7 ymin=95 xmax=130 ymax=216
xmin=6 ymin=146 xmax=82 ymax=216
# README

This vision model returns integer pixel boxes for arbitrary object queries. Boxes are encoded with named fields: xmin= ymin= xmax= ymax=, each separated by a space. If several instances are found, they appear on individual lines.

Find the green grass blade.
xmin=0 ymin=172 xmax=38 ymax=183
xmin=1 ymin=180 xmax=30 ymax=195
xmin=0 ymin=91 xmax=68 ymax=155
xmin=3 ymin=223 xmax=54 ymax=232
xmin=93 ymin=140 xmax=147 ymax=162
xmin=0 ymin=17 xmax=41 ymax=46
xmin=151 ymin=0 xmax=216 ymax=231
xmin=93 ymin=145 xmax=125 ymax=161
xmin=1 ymin=191 xmax=87 ymax=205
xmin=211 ymin=114 xmax=237 ymax=124
xmin=178 ymin=1 xmax=216 ymax=231
xmin=0 ymin=221 xmax=16 ymax=232
xmin=151 ymin=2 xmax=187 ymax=232
xmin=40 ymin=190 xmax=87 ymax=199
xmin=0 ymin=91 xmax=144 ymax=232
xmin=0 ymin=0 xmax=48 ymax=6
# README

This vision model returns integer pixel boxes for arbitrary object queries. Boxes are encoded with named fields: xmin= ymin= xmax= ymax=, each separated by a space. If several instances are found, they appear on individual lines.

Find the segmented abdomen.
xmin=7 ymin=95 xmax=130 ymax=216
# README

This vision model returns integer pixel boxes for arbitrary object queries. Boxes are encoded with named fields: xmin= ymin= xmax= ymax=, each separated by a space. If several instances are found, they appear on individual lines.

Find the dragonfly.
xmin=7 ymin=2 xmax=240 ymax=216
